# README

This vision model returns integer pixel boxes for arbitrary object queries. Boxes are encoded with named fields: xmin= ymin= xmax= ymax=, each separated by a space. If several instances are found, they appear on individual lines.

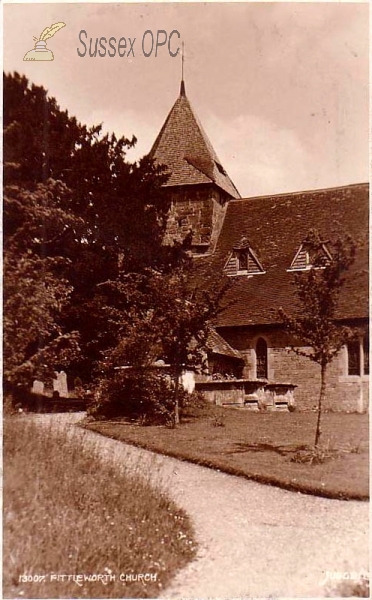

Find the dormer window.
xmin=224 ymin=237 xmax=265 ymax=277
xmin=289 ymin=241 xmax=332 ymax=271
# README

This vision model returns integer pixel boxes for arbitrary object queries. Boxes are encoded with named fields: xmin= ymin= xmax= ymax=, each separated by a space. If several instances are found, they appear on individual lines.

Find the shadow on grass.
xmin=226 ymin=442 xmax=308 ymax=456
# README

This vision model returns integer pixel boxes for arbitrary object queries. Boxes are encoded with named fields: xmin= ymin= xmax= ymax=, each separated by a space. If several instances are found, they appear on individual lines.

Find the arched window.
xmin=256 ymin=338 xmax=268 ymax=379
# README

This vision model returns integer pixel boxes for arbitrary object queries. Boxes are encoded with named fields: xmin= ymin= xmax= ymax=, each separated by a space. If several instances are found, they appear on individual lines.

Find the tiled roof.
xmin=207 ymin=328 xmax=244 ymax=360
xmin=195 ymin=183 xmax=369 ymax=327
xmin=149 ymin=83 xmax=240 ymax=199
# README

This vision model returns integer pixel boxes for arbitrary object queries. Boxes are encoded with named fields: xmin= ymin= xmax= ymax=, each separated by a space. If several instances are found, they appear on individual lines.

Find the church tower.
xmin=150 ymin=80 xmax=240 ymax=254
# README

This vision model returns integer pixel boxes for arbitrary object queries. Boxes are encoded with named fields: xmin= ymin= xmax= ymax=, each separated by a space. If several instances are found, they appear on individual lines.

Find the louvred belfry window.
xmin=224 ymin=237 xmax=265 ymax=277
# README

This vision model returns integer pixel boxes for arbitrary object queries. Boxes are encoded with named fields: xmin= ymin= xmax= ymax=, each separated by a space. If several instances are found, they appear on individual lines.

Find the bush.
xmin=291 ymin=443 xmax=339 ymax=465
xmin=7 ymin=386 xmax=44 ymax=412
xmin=179 ymin=390 xmax=229 ymax=425
xmin=88 ymin=370 xmax=181 ymax=424
xmin=179 ymin=389 xmax=207 ymax=411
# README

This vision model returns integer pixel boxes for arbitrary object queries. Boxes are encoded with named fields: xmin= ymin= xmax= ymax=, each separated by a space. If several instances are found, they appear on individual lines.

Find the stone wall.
xmin=217 ymin=325 xmax=369 ymax=412
xmin=163 ymin=184 xmax=229 ymax=251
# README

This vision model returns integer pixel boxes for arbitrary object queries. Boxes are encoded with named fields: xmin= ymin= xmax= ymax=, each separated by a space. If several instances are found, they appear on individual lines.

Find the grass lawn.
xmin=86 ymin=407 xmax=369 ymax=500
xmin=3 ymin=416 xmax=196 ymax=599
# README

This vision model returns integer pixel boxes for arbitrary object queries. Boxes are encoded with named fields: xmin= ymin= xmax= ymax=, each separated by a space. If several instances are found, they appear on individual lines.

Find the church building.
xmin=150 ymin=81 xmax=369 ymax=413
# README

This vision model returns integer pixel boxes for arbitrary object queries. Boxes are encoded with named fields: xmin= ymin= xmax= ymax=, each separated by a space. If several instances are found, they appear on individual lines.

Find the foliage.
xmin=94 ymin=263 xmax=228 ymax=425
xmin=278 ymin=229 xmax=357 ymax=446
xmin=4 ymin=72 xmax=170 ymax=262
xmin=179 ymin=389 xmax=208 ymax=412
xmin=290 ymin=442 xmax=339 ymax=465
xmin=88 ymin=369 xmax=186 ymax=425
xmin=3 ymin=72 xmax=175 ymax=384
xmin=4 ymin=73 xmax=226 ymax=419
xmin=4 ymin=180 xmax=81 ymax=388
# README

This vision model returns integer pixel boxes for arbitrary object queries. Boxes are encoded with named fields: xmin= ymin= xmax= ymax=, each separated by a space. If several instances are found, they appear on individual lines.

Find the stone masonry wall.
xmin=218 ymin=326 xmax=369 ymax=412
xmin=163 ymin=184 xmax=228 ymax=251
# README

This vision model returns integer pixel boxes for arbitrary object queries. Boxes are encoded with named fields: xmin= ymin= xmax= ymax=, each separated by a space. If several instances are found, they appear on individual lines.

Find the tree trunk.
xmin=173 ymin=369 xmax=180 ymax=427
xmin=315 ymin=362 xmax=327 ymax=447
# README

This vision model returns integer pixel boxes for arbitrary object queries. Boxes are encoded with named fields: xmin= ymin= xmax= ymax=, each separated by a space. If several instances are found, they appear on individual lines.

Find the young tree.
xmin=278 ymin=230 xmax=357 ymax=446
xmin=149 ymin=266 xmax=228 ymax=425
xmin=94 ymin=261 xmax=229 ymax=426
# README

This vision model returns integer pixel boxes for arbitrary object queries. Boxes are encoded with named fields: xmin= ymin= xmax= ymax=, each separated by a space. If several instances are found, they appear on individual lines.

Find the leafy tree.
xmin=4 ymin=72 xmax=225 ymax=408
xmin=4 ymin=72 xmax=170 ymax=258
xmin=94 ymin=262 xmax=228 ymax=425
xmin=278 ymin=229 xmax=357 ymax=446
xmin=4 ymin=180 xmax=81 ymax=390
xmin=4 ymin=72 xmax=173 ymax=381
xmin=152 ymin=268 xmax=228 ymax=425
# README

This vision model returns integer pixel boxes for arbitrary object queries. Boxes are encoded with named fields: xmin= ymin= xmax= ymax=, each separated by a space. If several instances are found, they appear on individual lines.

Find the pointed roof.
xmin=150 ymin=82 xmax=240 ymax=199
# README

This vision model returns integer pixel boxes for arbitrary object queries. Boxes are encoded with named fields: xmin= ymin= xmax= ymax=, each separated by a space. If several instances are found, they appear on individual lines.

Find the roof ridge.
xmin=230 ymin=182 xmax=369 ymax=204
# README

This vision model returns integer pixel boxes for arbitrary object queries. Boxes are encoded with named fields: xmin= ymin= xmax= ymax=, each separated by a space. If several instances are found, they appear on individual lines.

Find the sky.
xmin=3 ymin=2 xmax=369 ymax=198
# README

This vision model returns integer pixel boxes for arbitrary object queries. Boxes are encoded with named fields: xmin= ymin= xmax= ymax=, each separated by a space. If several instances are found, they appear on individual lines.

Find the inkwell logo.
xmin=24 ymin=22 xmax=66 ymax=61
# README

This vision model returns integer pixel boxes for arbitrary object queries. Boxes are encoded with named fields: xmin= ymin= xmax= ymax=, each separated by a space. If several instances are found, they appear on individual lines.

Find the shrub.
xmin=291 ymin=442 xmax=339 ymax=465
xmin=179 ymin=390 xmax=213 ymax=420
xmin=88 ymin=370 xmax=180 ymax=424
xmin=8 ymin=386 xmax=45 ymax=412
xmin=179 ymin=389 xmax=207 ymax=411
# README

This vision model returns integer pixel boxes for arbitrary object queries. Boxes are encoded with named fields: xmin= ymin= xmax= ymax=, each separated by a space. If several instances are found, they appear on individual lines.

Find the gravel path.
xmin=32 ymin=413 xmax=369 ymax=599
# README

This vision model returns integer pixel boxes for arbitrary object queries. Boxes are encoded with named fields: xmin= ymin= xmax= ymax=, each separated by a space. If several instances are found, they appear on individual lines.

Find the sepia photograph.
xmin=3 ymin=2 xmax=369 ymax=599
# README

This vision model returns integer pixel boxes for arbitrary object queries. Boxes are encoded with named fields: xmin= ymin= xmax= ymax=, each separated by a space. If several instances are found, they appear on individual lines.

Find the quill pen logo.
xmin=24 ymin=22 xmax=66 ymax=61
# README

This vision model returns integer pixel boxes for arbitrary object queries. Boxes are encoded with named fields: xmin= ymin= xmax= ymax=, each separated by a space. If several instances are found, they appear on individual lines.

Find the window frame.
xmin=235 ymin=249 xmax=265 ymax=276
xmin=346 ymin=335 xmax=369 ymax=379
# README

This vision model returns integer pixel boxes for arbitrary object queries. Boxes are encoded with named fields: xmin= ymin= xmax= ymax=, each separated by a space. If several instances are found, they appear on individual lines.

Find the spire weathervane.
xmin=180 ymin=41 xmax=186 ymax=96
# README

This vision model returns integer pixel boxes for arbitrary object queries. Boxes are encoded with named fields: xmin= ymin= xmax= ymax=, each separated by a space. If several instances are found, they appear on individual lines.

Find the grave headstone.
xmin=58 ymin=371 xmax=69 ymax=398
xmin=52 ymin=371 xmax=69 ymax=397
xmin=32 ymin=380 xmax=44 ymax=395
xmin=181 ymin=371 xmax=195 ymax=393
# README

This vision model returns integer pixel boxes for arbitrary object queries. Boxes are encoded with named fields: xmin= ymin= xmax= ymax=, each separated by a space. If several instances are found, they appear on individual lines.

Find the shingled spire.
xmin=150 ymin=85 xmax=240 ymax=200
